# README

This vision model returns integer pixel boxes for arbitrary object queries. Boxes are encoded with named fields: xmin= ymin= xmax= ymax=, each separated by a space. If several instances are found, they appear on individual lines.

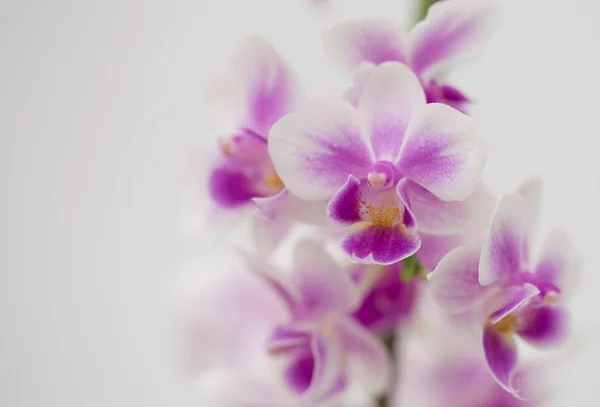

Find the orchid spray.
xmin=184 ymin=1 xmax=580 ymax=406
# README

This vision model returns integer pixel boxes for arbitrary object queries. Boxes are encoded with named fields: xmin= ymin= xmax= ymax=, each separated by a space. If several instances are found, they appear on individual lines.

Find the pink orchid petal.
xmin=482 ymin=325 xmax=521 ymax=397
xmin=429 ymin=245 xmax=488 ymax=313
xmin=232 ymin=35 xmax=303 ymax=136
xmin=479 ymin=194 xmax=531 ymax=286
xmin=397 ymin=103 xmax=484 ymax=202
xmin=404 ymin=180 xmax=496 ymax=235
xmin=516 ymin=304 xmax=570 ymax=348
xmin=417 ymin=232 xmax=467 ymax=271
xmin=269 ymin=100 xmax=374 ymax=201
xmin=324 ymin=17 xmax=407 ymax=75
xmin=534 ymin=229 xmax=581 ymax=300
xmin=357 ymin=62 xmax=426 ymax=162
xmin=341 ymin=224 xmax=421 ymax=265
xmin=334 ymin=317 xmax=392 ymax=394
xmin=291 ymin=240 xmax=360 ymax=317
xmin=408 ymin=0 xmax=500 ymax=78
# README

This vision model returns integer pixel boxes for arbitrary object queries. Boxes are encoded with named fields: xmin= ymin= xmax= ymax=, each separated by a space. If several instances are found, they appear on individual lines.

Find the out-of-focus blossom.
xmin=253 ymin=240 xmax=392 ymax=401
xmin=396 ymin=291 xmax=542 ymax=407
xmin=351 ymin=263 xmax=421 ymax=333
xmin=324 ymin=0 xmax=500 ymax=113
xmin=269 ymin=62 xmax=494 ymax=265
xmin=183 ymin=241 xmax=391 ymax=406
xmin=206 ymin=35 xmax=305 ymax=253
xmin=429 ymin=179 xmax=580 ymax=396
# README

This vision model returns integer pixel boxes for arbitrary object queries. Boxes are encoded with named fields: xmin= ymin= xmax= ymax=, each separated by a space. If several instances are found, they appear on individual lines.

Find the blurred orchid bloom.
xmin=252 ymin=240 xmax=392 ymax=402
xmin=269 ymin=62 xmax=494 ymax=265
xmin=206 ymin=35 xmax=308 ymax=253
xmin=396 ymin=290 xmax=542 ymax=407
xmin=184 ymin=241 xmax=391 ymax=407
xmin=429 ymin=178 xmax=580 ymax=396
xmin=396 ymin=342 xmax=538 ymax=407
xmin=324 ymin=0 xmax=500 ymax=113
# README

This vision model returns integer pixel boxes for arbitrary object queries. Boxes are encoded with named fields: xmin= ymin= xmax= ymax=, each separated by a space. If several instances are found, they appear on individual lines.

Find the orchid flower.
xmin=269 ymin=61 xmax=494 ymax=265
xmin=249 ymin=240 xmax=393 ymax=403
xmin=182 ymin=242 xmax=386 ymax=407
xmin=429 ymin=179 xmax=580 ymax=396
xmin=207 ymin=35 xmax=307 ymax=253
xmin=324 ymin=0 xmax=499 ymax=113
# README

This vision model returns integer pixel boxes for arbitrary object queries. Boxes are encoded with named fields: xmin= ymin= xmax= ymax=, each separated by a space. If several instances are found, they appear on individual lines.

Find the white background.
xmin=1 ymin=0 xmax=599 ymax=406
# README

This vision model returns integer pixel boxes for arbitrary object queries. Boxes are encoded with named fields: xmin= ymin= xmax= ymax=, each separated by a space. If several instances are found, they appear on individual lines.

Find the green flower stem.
xmin=416 ymin=0 xmax=439 ymax=22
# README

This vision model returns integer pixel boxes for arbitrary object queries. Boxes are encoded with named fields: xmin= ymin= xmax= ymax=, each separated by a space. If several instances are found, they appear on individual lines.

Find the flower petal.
xmin=397 ymin=103 xmax=484 ymax=201
xmin=534 ymin=229 xmax=581 ymax=299
xmin=269 ymin=100 xmax=374 ymax=201
xmin=324 ymin=18 xmax=407 ymax=76
xmin=408 ymin=0 xmax=500 ymax=78
xmin=334 ymin=317 xmax=392 ymax=394
xmin=429 ymin=245 xmax=488 ymax=313
xmin=479 ymin=194 xmax=531 ymax=286
xmin=251 ymin=190 xmax=294 ymax=255
xmin=232 ymin=35 xmax=303 ymax=136
xmin=238 ymin=249 xmax=299 ymax=314
xmin=342 ymin=224 xmax=421 ymax=265
xmin=208 ymin=164 xmax=258 ymax=208
xmin=352 ymin=264 xmax=420 ymax=333
xmin=482 ymin=324 xmax=520 ymax=396
xmin=489 ymin=283 xmax=540 ymax=324
xmin=291 ymin=240 xmax=360 ymax=317
xmin=343 ymin=62 xmax=376 ymax=107
xmin=417 ymin=232 xmax=467 ymax=271
xmin=327 ymin=175 xmax=364 ymax=225
xmin=404 ymin=180 xmax=496 ymax=235
xmin=357 ymin=62 xmax=426 ymax=161
xmin=182 ymin=265 xmax=288 ymax=376
xmin=304 ymin=330 xmax=347 ymax=403
xmin=516 ymin=305 xmax=570 ymax=348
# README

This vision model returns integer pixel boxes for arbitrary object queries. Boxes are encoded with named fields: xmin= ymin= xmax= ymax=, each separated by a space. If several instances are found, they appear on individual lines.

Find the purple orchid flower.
xmin=206 ymin=35 xmax=306 ymax=253
xmin=429 ymin=178 xmax=580 ymax=397
xmin=269 ymin=62 xmax=494 ymax=265
xmin=182 ymin=242 xmax=387 ymax=407
xmin=324 ymin=0 xmax=499 ymax=113
xmin=247 ymin=240 xmax=392 ymax=403
xmin=351 ymin=264 xmax=421 ymax=333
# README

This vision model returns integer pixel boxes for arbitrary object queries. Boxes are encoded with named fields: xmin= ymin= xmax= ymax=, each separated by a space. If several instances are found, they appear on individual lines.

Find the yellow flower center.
xmin=493 ymin=315 xmax=518 ymax=334
xmin=367 ymin=204 xmax=402 ymax=228
xmin=263 ymin=171 xmax=284 ymax=190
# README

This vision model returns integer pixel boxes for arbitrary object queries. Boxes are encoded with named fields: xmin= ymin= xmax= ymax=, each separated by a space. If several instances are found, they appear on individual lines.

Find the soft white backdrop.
xmin=1 ymin=0 xmax=599 ymax=406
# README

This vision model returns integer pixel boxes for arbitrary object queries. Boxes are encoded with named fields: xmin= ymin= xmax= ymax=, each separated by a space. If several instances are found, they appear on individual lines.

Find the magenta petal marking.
xmin=208 ymin=165 xmax=258 ymax=208
xmin=234 ymin=36 xmax=302 ymax=136
xmin=324 ymin=18 xmax=407 ymax=75
xmin=352 ymin=264 xmax=419 ymax=332
xmin=479 ymin=193 xmax=531 ymax=286
xmin=489 ymin=283 xmax=540 ymax=324
xmin=342 ymin=224 xmax=421 ymax=265
xmin=483 ymin=324 xmax=520 ymax=396
xmin=516 ymin=305 xmax=569 ymax=348
xmin=327 ymin=175 xmax=364 ymax=224
xmin=395 ymin=179 xmax=417 ymax=231
xmin=285 ymin=350 xmax=315 ymax=394
xmin=304 ymin=331 xmax=346 ymax=403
